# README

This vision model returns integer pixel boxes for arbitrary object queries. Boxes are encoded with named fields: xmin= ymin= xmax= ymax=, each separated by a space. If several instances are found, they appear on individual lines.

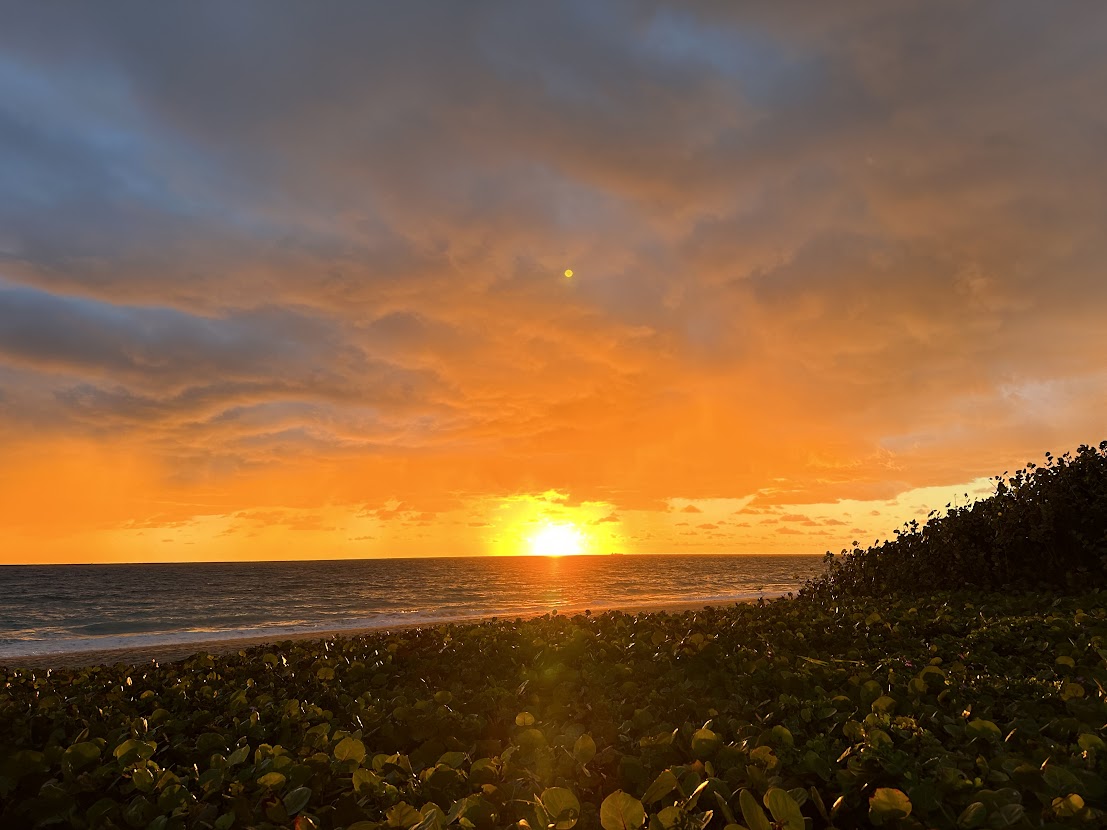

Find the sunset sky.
xmin=2 ymin=2 xmax=1105 ymax=563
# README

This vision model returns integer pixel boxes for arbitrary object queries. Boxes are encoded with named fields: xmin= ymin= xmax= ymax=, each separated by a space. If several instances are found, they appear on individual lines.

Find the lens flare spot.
xmin=564 ymin=269 xmax=573 ymax=278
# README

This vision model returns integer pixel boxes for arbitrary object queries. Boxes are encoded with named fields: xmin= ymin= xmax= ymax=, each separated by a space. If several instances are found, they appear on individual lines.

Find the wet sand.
xmin=2 ymin=596 xmax=779 ymax=671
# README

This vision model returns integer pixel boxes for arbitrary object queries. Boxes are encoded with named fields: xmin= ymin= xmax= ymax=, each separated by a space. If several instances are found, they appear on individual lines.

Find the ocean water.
xmin=0 ymin=554 xmax=826 ymax=659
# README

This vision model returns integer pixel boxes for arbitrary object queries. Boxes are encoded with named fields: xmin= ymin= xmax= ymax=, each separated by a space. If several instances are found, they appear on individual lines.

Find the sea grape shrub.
xmin=803 ymin=441 xmax=1107 ymax=599
xmin=1 ymin=591 xmax=1105 ymax=829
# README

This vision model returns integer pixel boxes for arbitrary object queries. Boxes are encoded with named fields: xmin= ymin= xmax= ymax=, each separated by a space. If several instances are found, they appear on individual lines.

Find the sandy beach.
xmin=2 ymin=596 xmax=775 ymax=671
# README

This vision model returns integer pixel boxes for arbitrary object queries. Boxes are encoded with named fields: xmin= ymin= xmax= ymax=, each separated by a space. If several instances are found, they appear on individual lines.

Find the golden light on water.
xmin=528 ymin=522 xmax=585 ymax=556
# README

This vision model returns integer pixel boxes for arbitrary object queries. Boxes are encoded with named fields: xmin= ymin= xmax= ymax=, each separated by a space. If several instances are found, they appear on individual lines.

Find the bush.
xmin=803 ymin=441 xmax=1107 ymax=599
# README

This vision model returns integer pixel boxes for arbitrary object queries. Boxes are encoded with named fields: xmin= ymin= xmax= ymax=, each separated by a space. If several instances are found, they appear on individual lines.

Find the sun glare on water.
xmin=529 ymin=522 xmax=585 ymax=556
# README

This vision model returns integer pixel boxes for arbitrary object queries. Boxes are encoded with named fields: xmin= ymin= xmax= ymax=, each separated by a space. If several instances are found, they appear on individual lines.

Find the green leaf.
xmin=386 ymin=801 xmax=423 ymax=827
xmin=600 ymin=791 xmax=646 ymax=830
xmin=437 ymin=751 xmax=466 ymax=769
xmin=112 ymin=738 xmax=155 ymax=765
xmin=226 ymin=744 xmax=250 ymax=766
xmin=63 ymin=741 xmax=101 ymax=772
xmin=690 ymin=727 xmax=721 ymax=759
xmin=257 ymin=772 xmax=286 ymax=789
xmin=714 ymin=791 xmax=738 ymax=825
xmin=808 ymin=788 xmax=829 ymax=821
xmin=965 ymin=719 xmax=1001 ymax=740
xmin=957 ymin=802 xmax=987 ymax=828
xmin=334 ymin=736 xmax=367 ymax=763
xmin=516 ymin=728 xmax=545 ymax=749
xmin=573 ymin=733 xmax=597 ymax=765
xmin=871 ymin=695 xmax=897 ymax=715
xmin=640 ymin=729 xmax=677 ymax=748
xmin=739 ymin=789 xmax=771 ymax=830
xmin=642 ymin=770 xmax=679 ymax=804
xmin=453 ymin=795 xmax=497 ymax=826
xmin=860 ymin=679 xmax=882 ymax=707
xmin=515 ymin=711 xmax=536 ymax=727
xmin=770 ymin=725 xmax=794 ymax=747
xmin=468 ymin=758 xmax=498 ymax=786
xmin=748 ymin=745 xmax=778 ymax=768
xmin=1078 ymin=733 xmax=1105 ymax=751
xmin=353 ymin=767 xmax=380 ymax=793
xmin=866 ymin=727 xmax=892 ymax=748
xmin=764 ymin=788 xmax=804 ymax=830
xmin=1052 ymin=794 xmax=1085 ymax=818
xmin=1060 ymin=682 xmax=1085 ymax=700
xmin=842 ymin=720 xmax=864 ymax=741
xmin=131 ymin=767 xmax=155 ymax=793
xmin=412 ymin=804 xmax=447 ymax=830
xmin=196 ymin=732 xmax=227 ymax=754
xmin=283 ymin=786 xmax=312 ymax=816
xmin=541 ymin=787 xmax=581 ymax=830
xmin=654 ymin=806 xmax=685 ymax=830
xmin=869 ymin=788 xmax=911 ymax=825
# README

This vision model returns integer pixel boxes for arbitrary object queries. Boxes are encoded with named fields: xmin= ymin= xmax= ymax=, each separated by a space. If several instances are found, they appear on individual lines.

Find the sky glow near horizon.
xmin=1 ymin=2 xmax=1105 ymax=563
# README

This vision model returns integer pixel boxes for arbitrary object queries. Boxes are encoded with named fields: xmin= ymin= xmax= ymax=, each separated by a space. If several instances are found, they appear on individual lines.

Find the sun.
xmin=529 ymin=522 xmax=585 ymax=556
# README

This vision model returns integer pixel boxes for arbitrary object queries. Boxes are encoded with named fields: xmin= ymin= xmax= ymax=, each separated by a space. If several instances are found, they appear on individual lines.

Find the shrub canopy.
xmin=803 ymin=442 xmax=1107 ymax=599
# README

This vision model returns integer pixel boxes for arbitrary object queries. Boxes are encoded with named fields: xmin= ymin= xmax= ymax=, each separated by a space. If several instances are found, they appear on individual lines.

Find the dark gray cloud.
xmin=0 ymin=283 xmax=333 ymax=378
xmin=0 ymin=280 xmax=454 ymax=460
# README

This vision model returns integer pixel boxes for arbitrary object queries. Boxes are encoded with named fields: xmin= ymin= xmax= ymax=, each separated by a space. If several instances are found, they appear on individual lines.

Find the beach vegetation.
xmin=2 ymin=586 xmax=1105 ymax=828
xmin=805 ymin=442 xmax=1107 ymax=599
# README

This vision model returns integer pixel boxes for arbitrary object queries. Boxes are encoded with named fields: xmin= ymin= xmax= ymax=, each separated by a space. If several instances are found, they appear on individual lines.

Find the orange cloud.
xmin=0 ymin=4 xmax=1104 ymax=562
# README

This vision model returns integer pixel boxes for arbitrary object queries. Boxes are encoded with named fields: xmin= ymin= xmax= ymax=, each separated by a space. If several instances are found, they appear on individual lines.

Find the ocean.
xmin=0 ymin=554 xmax=826 ymax=660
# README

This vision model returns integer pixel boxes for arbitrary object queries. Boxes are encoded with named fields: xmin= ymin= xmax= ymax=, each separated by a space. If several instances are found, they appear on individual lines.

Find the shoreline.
xmin=2 ymin=595 xmax=783 ymax=671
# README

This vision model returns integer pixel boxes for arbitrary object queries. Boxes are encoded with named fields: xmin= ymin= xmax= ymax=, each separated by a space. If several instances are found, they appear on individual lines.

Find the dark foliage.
xmin=3 ymin=591 xmax=1106 ymax=829
xmin=803 ymin=442 xmax=1107 ymax=600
